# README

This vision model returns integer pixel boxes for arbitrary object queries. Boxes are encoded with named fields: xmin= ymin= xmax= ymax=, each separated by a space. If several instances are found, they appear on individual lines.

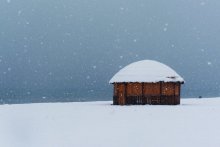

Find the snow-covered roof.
xmin=109 ymin=60 xmax=184 ymax=84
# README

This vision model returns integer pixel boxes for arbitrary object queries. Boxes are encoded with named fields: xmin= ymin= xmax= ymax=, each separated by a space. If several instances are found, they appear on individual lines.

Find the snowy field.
xmin=0 ymin=98 xmax=220 ymax=147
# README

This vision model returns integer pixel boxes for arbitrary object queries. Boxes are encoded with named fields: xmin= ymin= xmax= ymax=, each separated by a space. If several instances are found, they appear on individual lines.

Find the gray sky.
xmin=1 ymin=0 xmax=220 ymax=102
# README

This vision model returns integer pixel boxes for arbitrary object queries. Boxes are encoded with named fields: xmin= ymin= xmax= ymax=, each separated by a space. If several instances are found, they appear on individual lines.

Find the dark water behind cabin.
xmin=0 ymin=87 xmax=219 ymax=104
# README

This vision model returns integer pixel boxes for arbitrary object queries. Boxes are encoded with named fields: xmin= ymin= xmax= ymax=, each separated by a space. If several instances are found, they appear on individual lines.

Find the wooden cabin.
xmin=109 ymin=60 xmax=184 ymax=105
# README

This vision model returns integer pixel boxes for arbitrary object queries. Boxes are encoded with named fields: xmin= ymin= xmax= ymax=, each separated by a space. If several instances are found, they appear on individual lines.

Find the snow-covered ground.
xmin=0 ymin=98 xmax=220 ymax=147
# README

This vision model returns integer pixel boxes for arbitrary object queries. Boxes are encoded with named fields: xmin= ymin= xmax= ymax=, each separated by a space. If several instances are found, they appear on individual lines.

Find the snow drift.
xmin=0 ymin=98 xmax=220 ymax=147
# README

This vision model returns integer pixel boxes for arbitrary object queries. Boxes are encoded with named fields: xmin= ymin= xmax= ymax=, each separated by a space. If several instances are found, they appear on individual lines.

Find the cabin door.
xmin=118 ymin=84 xmax=125 ymax=105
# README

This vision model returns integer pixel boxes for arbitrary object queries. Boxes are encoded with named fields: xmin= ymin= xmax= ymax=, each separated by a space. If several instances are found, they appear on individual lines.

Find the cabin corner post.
xmin=142 ymin=83 xmax=144 ymax=104
xmin=160 ymin=82 xmax=162 ymax=104
xmin=113 ymin=83 xmax=117 ymax=105
xmin=124 ymin=83 xmax=127 ymax=105
xmin=141 ymin=83 xmax=144 ymax=98
xmin=174 ymin=83 xmax=176 ymax=105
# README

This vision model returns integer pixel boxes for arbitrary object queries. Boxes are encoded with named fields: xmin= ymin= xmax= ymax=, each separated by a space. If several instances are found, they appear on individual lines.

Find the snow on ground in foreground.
xmin=0 ymin=98 xmax=220 ymax=147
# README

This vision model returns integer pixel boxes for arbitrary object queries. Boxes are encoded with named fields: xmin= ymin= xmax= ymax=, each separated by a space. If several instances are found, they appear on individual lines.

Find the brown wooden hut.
xmin=109 ymin=60 xmax=184 ymax=105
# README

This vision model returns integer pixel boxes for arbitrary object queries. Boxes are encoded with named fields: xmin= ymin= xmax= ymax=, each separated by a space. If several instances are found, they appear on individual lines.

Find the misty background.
xmin=1 ymin=0 xmax=220 ymax=103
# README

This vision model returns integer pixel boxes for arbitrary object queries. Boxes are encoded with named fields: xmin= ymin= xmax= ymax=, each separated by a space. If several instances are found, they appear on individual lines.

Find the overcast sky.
xmin=1 ymin=0 xmax=220 ymax=102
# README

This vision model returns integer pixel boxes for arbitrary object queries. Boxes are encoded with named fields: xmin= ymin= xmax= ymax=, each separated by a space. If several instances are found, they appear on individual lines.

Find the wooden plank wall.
xmin=162 ymin=82 xmax=175 ymax=96
xmin=127 ymin=83 xmax=142 ymax=96
xmin=113 ymin=82 xmax=181 ymax=105
xmin=125 ymin=82 xmax=180 ymax=96
xmin=144 ymin=83 xmax=161 ymax=96
xmin=175 ymin=83 xmax=180 ymax=96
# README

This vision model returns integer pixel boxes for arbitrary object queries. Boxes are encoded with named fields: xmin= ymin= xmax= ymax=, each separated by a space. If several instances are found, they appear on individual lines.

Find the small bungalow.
xmin=109 ymin=60 xmax=184 ymax=105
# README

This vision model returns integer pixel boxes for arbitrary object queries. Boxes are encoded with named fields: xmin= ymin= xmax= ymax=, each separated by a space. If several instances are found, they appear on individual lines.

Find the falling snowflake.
xmin=163 ymin=28 xmax=167 ymax=32
xmin=18 ymin=10 xmax=22 ymax=16
xmin=207 ymin=61 xmax=212 ymax=65
xmin=89 ymin=90 xmax=94 ymax=92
